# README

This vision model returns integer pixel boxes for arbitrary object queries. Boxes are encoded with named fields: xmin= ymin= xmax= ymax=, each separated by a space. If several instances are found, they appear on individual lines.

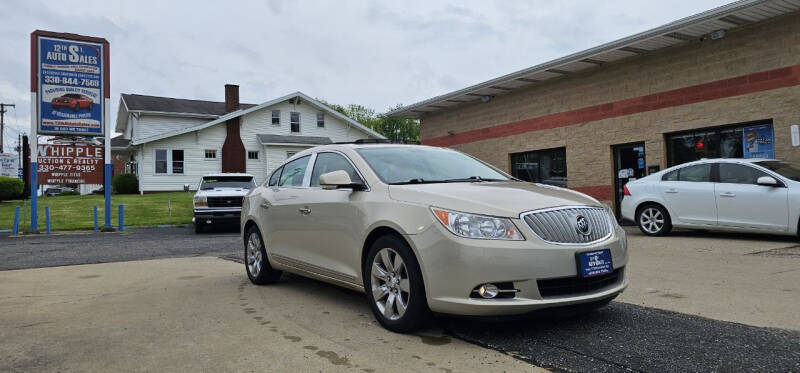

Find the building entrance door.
xmin=613 ymin=142 xmax=646 ymax=220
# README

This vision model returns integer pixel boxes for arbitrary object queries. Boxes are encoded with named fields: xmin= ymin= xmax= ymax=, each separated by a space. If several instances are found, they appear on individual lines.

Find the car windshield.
xmin=200 ymin=176 xmax=255 ymax=189
xmin=356 ymin=146 xmax=511 ymax=184
xmin=755 ymin=160 xmax=800 ymax=182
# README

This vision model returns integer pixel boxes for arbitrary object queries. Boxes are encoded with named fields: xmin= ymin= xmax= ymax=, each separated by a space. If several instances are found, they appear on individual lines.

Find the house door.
xmin=613 ymin=142 xmax=646 ymax=220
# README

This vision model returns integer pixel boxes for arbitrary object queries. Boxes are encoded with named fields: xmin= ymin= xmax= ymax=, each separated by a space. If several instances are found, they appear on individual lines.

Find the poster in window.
xmin=741 ymin=124 xmax=774 ymax=159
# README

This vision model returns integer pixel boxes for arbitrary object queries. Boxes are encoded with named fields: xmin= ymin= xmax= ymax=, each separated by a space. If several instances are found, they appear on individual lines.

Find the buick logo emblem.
xmin=575 ymin=215 xmax=591 ymax=236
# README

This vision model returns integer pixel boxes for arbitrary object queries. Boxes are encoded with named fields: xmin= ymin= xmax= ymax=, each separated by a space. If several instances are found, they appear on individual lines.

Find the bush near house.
xmin=0 ymin=177 xmax=23 ymax=201
xmin=113 ymin=173 xmax=139 ymax=194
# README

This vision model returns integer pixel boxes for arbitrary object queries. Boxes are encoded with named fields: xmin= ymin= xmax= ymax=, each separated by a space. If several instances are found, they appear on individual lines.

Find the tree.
xmin=317 ymin=100 xmax=419 ymax=143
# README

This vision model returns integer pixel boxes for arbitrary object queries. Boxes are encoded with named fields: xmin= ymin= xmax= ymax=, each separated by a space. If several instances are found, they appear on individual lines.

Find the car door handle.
xmin=260 ymin=201 xmax=272 ymax=209
xmin=665 ymin=189 xmax=678 ymax=194
xmin=719 ymin=192 xmax=736 ymax=197
xmin=298 ymin=207 xmax=311 ymax=215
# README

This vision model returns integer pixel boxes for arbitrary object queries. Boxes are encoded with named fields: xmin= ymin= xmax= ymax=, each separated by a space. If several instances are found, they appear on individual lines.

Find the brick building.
xmin=389 ymin=0 xmax=800 ymax=215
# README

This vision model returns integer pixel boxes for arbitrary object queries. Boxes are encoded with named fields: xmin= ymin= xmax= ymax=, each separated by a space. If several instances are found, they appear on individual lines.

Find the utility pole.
xmin=0 ymin=103 xmax=16 ymax=153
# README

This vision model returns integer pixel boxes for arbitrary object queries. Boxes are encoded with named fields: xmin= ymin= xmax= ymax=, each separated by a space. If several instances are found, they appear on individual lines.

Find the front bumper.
xmin=193 ymin=208 xmax=242 ymax=224
xmin=408 ymin=219 xmax=629 ymax=316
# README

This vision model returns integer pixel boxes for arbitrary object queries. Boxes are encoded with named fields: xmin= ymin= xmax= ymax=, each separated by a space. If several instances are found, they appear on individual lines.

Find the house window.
xmin=509 ymin=147 xmax=567 ymax=187
xmin=155 ymin=149 xmax=167 ymax=174
xmin=204 ymin=149 xmax=217 ymax=159
xmin=172 ymin=150 xmax=184 ymax=174
xmin=290 ymin=112 xmax=300 ymax=133
xmin=317 ymin=113 xmax=325 ymax=128
xmin=286 ymin=151 xmax=297 ymax=159
xmin=248 ymin=151 xmax=259 ymax=160
xmin=271 ymin=110 xmax=280 ymax=125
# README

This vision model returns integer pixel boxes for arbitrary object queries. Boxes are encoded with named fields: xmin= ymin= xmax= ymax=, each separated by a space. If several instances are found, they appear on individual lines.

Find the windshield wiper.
xmin=390 ymin=178 xmax=441 ymax=185
xmin=441 ymin=176 xmax=506 ymax=183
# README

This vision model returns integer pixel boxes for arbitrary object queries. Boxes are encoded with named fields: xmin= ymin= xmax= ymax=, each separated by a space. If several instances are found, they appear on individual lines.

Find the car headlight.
xmin=193 ymin=195 xmax=207 ymax=207
xmin=431 ymin=207 xmax=524 ymax=240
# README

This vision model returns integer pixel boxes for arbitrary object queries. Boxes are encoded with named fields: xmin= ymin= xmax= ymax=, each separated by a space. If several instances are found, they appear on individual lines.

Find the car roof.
xmin=201 ymin=173 xmax=253 ymax=178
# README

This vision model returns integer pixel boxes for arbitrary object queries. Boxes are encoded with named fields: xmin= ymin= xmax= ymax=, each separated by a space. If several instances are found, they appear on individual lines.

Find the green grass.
xmin=0 ymin=192 xmax=194 ymax=231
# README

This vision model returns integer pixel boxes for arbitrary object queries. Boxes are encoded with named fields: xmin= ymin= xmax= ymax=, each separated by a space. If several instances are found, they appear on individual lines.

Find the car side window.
xmin=678 ymin=164 xmax=710 ymax=182
xmin=310 ymin=152 xmax=362 ymax=187
xmin=278 ymin=156 xmax=310 ymax=187
xmin=268 ymin=166 xmax=282 ymax=187
xmin=718 ymin=163 xmax=768 ymax=185
xmin=662 ymin=170 xmax=678 ymax=181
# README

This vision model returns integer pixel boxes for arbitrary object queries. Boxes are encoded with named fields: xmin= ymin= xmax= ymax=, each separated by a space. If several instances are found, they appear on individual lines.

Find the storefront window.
xmin=510 ymin=147 xmax=567 ymax=187
xmin=666 ymin=121 xmax=772 ymax=167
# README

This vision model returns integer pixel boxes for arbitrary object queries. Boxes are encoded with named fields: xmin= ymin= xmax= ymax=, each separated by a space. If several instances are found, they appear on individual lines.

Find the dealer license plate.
xmin=577 ymin=249 xmax=613 ymax=278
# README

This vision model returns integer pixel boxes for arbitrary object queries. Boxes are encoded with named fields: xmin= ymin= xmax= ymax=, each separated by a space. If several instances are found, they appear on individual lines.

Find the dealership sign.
xmin=34 ymin=33 xmax=107 ymax=136
xmin=37 ymin=144 xmax=103 ymax=184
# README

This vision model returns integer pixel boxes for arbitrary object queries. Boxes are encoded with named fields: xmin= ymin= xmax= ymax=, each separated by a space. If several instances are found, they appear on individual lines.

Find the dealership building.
xmin=389 ymin=0 xmax=800 ymax=215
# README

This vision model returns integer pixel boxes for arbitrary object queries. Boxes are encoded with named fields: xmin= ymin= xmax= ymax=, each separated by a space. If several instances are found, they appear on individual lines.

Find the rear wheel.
xmin=637 ymin=205 xmax=672 ymax=236
xmin=245 ymin=226 xmax=281 ymax=285
xmin=364 ymin=235 xmax=430 ymax=333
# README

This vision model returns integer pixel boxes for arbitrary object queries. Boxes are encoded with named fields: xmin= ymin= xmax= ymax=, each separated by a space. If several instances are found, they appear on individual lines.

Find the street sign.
xmin=37 ymin=144 xmax=103 ymax=184
xmin=34 ymin=34 xmax=107 ymax=136
xmin=0 ymin=153 xmax=17 ymax=177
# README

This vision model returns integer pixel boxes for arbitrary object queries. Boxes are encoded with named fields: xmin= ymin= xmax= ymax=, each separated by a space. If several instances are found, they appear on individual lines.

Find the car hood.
xmin=195 ymin=188 xmax=250 ymax=197
xmin=388 ymin=181 xmax=602 ymax=218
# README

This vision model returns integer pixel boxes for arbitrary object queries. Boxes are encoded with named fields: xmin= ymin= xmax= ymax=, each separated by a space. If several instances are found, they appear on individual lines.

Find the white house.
xmin=113 ymin=85 xmax=383 ymax=192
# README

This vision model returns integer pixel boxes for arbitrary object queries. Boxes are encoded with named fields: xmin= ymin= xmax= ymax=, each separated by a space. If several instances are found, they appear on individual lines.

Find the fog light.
xmin=478 ymin=284 xmax=499 ymax=299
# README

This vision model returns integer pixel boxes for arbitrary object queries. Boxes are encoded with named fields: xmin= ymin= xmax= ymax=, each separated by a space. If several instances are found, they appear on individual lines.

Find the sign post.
xmin=31 ymin=30 xmax=110 ymax=231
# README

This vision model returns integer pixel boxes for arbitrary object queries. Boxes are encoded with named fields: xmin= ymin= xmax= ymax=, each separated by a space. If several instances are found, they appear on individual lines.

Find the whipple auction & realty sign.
xmin=37 ymin=144 xmax=103 ymax=184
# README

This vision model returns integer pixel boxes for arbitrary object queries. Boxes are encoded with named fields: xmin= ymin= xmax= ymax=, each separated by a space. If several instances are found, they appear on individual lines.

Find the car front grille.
xmin=537 ymin=268 xmax=622 ymax=298
xmin=522 ymin=206 xmax=612 ymax=244
xmin=207 ymin=196 xmax=243 ymax=208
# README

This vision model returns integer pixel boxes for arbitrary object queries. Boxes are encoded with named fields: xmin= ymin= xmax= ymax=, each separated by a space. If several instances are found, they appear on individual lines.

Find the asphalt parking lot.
xmin=1 ymin=227 xmax=799 ymax=372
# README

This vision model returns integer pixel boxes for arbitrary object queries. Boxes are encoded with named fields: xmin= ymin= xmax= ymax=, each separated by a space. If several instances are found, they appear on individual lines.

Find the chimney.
xmin=221 ymin=84 xmax=246 ymax=173
xmin=225 ymin=84 xmax=239 ymax=113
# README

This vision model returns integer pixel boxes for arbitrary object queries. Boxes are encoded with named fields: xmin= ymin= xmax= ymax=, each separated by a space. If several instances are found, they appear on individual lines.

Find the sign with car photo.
xmin=36 ymin=35 xmax=105 ymax=136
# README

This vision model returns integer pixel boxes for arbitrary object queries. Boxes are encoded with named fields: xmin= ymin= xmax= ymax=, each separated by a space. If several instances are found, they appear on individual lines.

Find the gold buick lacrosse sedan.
xmin=241 ymin=141 xmax=628 ymax=332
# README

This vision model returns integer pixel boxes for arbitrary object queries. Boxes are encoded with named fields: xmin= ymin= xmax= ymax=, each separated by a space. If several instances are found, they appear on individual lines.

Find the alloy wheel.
xmin=370 ymin=248 xmax=410 ymax=321
xmin=246 ymin=232 xmax=263 ymax=277
xmin=640 ymin=207 xmax=665 ymax=234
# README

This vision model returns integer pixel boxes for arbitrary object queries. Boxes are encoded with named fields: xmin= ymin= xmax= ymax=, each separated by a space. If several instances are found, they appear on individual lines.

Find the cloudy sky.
xmin=0 ymin=0 xmax=731 ymax=147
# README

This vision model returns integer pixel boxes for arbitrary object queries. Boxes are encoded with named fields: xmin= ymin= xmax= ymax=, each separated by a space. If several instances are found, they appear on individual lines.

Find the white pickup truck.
xmin=192 ymin=173 xmax=256 ymax=233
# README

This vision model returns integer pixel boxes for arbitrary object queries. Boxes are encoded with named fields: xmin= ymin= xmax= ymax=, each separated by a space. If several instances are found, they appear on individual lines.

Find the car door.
xmin=299 ymin=152 xmax=367 ymax=283
xmin=262 ymin=155 xmax=315 ymax=263
xmin=715 ymin=162 xmax=789 ymax=232
xmin=659 ymin=163 xmax=717 ymax=226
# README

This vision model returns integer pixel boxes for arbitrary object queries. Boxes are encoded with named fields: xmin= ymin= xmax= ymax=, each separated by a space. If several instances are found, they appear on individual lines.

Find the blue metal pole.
xmin=94 ymin=205 xmax=98 ymax=232
xmin=118 ymin=204 xmax=124 ymax=231
xmin=30 ymin=162 xmax=38 ymax=232
xmin=45 ymin=206 xmax=50 ymax=234
xmin=13 ymin=206 xmax=20 ymax=235
xmin=104 ymin=164 xmax=112 ymax=228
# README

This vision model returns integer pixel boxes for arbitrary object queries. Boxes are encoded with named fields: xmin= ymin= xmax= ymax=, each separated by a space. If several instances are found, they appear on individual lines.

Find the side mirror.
xmin=319 ymin=170 xmax=365 ymax=191
xmin=756 ymin=176 xmax=779 ymax=187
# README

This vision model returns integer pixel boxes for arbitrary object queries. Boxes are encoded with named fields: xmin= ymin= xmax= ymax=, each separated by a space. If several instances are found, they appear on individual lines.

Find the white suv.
xmin=193 ymin=173 xmax=255 ymax=233
xmin=241 ymin=143 xmax=628 ymax=332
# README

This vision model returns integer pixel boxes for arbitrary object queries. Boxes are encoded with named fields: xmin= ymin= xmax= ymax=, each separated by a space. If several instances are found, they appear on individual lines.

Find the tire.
xmin=363 ymin=235 xmax=430 ymax=333
xmin=637 ymin=204 xmax=672 ymax=236
xmin=244 ymin=225 xmax=281 ymax=285
xmin=73 ymin=103 xmax=79 ymax=111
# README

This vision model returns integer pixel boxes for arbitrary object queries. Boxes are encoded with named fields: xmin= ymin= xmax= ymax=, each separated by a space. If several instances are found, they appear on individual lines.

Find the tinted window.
xmin=662 ymin=170 xmax=678 ymax=181
xmin=718 ymin=163 xmax=768 ymax=184
xmin=268 ymin=167 xmax=282 ymax=187
xmin=678 ymin=164 xmax=711 ymax=182
xmin=756 ymin=160 xmax=800 ymax=182
xmin=311 ymin=153 xmax=361 ymax=187
xmin=356 ymin=147 xmax=509 ymax=184
xmin=279 ymin=156 xmax=310 ymax=187
xmin=200 ymin=176 xmax=255 ymax=189
xmin=509 ymin=147 xmax=567 ymax=187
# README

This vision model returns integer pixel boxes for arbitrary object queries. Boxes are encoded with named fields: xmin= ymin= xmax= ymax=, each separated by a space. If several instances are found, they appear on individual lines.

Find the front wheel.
xmin=244 ymin=226 xmax=281 ymax=285
xmin=637 ymin=205 xmax=672 ymax=236
xmin=364 ymin=235 xmax=430 ymax=333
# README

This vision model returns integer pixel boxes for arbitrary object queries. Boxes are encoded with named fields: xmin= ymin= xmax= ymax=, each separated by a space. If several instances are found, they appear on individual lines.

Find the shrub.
xmin=0 ymin=176 xmax=24 ymax=201
xmin=112 ymin=173 xmax=139 ymax=194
